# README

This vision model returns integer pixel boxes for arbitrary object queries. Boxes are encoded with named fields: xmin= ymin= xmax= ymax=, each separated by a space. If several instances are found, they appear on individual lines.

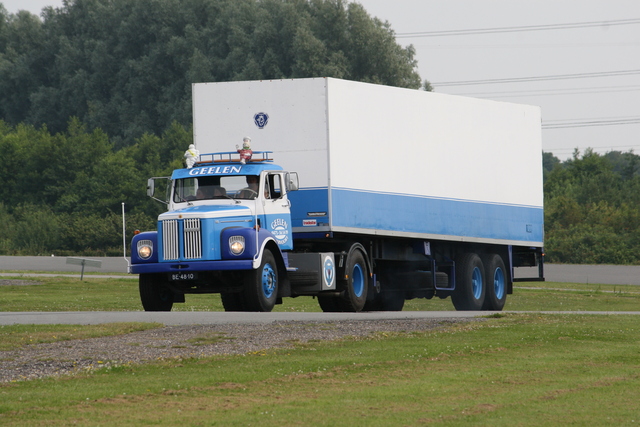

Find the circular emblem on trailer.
xmin=254 ymin=112 xmax=269 ymax=129
xmin=323 ymin=255 xmax=335 ymax=288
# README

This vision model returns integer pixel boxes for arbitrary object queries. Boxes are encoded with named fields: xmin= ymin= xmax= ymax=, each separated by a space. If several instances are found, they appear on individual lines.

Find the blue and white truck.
xmin=130 ymin=77 xmax=544 ymax=312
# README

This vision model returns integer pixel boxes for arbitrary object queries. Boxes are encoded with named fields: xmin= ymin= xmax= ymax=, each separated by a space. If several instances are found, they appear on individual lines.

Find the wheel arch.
xmin=342 ymin=242 xmax=372 ymax=280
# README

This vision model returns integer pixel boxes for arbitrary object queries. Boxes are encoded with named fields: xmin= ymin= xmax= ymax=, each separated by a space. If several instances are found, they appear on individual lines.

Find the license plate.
xmin=170 ymin=272 xmax=197 ymax=281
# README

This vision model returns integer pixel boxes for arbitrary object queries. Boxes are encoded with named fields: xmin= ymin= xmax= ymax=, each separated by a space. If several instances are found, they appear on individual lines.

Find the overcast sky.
xmin=4 ymin=0 xmax=639 ymax=160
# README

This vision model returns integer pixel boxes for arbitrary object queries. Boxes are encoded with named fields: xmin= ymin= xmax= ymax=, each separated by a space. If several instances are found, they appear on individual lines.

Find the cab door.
xmin=261 ymin=172 xmax=293 ymax=250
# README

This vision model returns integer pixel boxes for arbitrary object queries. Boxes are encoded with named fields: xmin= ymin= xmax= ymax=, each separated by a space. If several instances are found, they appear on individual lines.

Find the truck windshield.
xmin=173 ymin=175 xmax=260 ymax=202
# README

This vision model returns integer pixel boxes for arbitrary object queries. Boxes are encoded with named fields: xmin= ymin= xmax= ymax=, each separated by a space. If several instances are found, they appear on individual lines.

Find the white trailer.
xmin=193 ymin=78 xmax=542 ymax=247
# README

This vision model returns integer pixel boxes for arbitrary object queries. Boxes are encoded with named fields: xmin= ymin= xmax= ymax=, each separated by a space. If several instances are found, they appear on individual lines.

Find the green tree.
xmin=542 ymin=151 xmax=560 ymax=181
xmin=543 ymin=149 xmax=640 ymax=264
xmin=0 ymin=119 xmax=187 ymax=255
xmin=0 ymin=0 xmax=421 ymax=146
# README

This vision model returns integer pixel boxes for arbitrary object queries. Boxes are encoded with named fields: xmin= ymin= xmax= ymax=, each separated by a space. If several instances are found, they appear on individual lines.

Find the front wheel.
xmin=482 ymin=254 xmax=507 ymax=311
xmin=243 ymin=249 xmax=278 ymax=312
xmin=139 ymin=273 xmax=174 ymax=312
xmin=451 ymin=253 xmax=485 ymax=311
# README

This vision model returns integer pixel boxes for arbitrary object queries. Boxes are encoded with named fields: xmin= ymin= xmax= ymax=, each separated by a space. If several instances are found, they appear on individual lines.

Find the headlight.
xmin=137 ymin=239 xmax=153 ymax=259
xmin=229 ymin=236 xmax=245 ymax=255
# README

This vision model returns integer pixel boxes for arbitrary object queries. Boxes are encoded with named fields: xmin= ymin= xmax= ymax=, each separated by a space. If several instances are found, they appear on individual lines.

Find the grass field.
xmin=1 ymin=275 xmax=640 ymax=425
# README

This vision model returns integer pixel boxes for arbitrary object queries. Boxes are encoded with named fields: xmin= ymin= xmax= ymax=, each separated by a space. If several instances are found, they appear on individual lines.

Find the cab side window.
xmin=268 ymin=174 xmax=282 ymax=199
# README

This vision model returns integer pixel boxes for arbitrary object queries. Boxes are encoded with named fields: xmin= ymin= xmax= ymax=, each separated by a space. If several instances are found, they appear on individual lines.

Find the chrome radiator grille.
xmin=183 ymin=218 xmax=202 ymax=259
xmin=161 ymin=219 xmax=202 ymax=260
xmin=162 ymin=220 xmax=179 ymax=260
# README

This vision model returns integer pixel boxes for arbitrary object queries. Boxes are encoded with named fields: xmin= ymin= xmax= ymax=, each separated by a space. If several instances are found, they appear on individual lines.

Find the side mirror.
xmin=286 ymin=172 xmax=299 ymax=192
xmin=146 ymin=178 xmax=155 ymax=197
xmin=147 ymin=177 xmax=170 ymax=205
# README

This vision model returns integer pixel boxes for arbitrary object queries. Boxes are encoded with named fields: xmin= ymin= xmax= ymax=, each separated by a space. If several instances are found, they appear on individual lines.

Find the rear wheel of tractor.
xmin=380 ymin=270 xmax=406 ymax=311
xmin=451 ymin=253 xmax=486 ymax=311
xmin=338 ymin=250 xmax=368 ymax=312
xmin=482 ymin=253 xmax=507 ymax=311
xmin=243 ymin=249 xmax=278 ymax=312
xmin=318 ymin=294 xmax=341 ymax=312
xmin=380 ymin=289 xmax=405 ymax=311
xmin=363 ymin=270 xmax=404 ymax=312
xmin=139 ymin=273 xmax=174 ymax=311
xmin=221 ymin=292 xmax=246 ymax=311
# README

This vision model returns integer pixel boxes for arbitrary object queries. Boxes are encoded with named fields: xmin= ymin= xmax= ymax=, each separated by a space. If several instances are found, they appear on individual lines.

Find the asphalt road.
xmin=1 ymin=309 xmax=639 ymax=326
xmin=0 ymin=256 xmax=130 ymax=275
xmin=0 ymin=310 xmax=492 ymax=326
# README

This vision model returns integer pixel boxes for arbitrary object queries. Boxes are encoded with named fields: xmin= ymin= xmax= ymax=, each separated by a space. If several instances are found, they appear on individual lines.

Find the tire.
xmin=243 ymin=249 xmax=278 ymax=312
xmin=435 ymin=271 xmax=452 ymax=299
xmin=338 ymin=250 xmax=368 ymax=312
xmin=380 ymin=290 xmax=405 ymax=311
xmin=364 ymin=290 xmax=405 ymax=312
xmin=221 ymin=292 xmax=246 ymax=311
xmin=365 ymin=278 xmax=407 ymax=313
xmin=435 ymin=271 xmax=450 ymax=288
xmin=139 ymin=273 xmax=174 ymax=312
xmin=451 ymin=253 xmax=485 ymax=311
xmin=318 ymin=294 xmax=341 ymax=312
xmin=482 ymin=253 xmax=507 ymax=311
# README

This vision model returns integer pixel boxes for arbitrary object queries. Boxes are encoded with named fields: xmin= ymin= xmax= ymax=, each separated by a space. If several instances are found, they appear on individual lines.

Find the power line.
xmin=416 ymin=42 xmax=640 ymax=50
xmin=546 ymin=144 xmax=640 ymax=151
xmin=396 ymin=18 xmax=640 ymax=38
xmin=452 ymin=85 xmax=640 ymax=99
xmin=418 ymin=42 xmax=640 ymax=49
xmin=432 ymin=69 xmax=640 ymax=87
xmin=542 ymin=117 xmax=640 ymax=129
xmin=546 ymin=115 xmax=640 ymax=123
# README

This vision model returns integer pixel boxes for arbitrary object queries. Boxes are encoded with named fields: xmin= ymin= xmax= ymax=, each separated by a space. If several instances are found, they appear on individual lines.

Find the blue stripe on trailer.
xmin=330 ymin=188 xmax=543 ymax=244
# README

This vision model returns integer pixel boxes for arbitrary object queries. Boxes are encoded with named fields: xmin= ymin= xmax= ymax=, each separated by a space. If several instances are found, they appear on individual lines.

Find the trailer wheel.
xmin=339 ymin=250 xmax=368 ymax=312
xmin=482 ymin=254 xmax=507 ymax=311
xmin=221 ymin=292 xmax=246 ymax=311
xmin=451 ymin=253 xmax=486 ymax=311
xmin=243 ymin=249 xmax=278 ymax=312
xmin=139 ymin=273 xmax=173 ymax=312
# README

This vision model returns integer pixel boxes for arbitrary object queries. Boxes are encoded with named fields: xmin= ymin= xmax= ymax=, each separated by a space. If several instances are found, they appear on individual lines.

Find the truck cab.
xmin=131 ymin=151 xmax=299 ymax=312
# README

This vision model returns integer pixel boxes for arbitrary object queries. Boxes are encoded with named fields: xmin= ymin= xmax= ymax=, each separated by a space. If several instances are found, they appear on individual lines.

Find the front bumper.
xmin=131 ymin=259 xmax=254 ymax=274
